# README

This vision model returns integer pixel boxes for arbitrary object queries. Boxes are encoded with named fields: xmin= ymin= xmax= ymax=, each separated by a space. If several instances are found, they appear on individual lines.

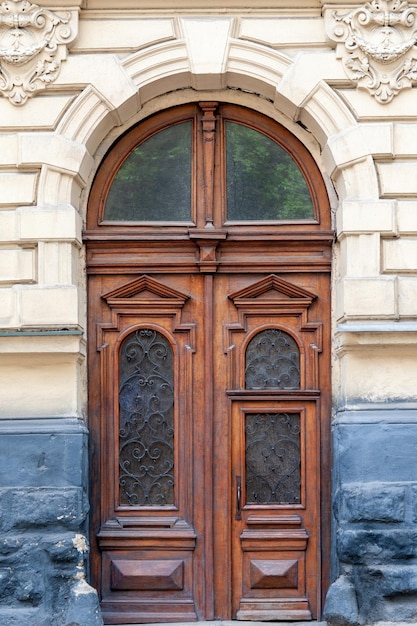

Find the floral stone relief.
xmin=0 ymin=0 xmax=78 ymax=105
xmin=325 ymin=0 xmax=417 ymax=103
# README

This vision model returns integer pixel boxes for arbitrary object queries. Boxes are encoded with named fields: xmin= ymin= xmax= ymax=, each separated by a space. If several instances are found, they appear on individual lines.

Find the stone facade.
xmin=1 ymin=0 xmax=417 ymax=624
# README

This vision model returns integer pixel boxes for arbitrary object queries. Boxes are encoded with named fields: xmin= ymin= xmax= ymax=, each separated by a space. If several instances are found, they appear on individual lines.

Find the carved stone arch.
xmin=43 ymin=36 xmax=378 ymax=224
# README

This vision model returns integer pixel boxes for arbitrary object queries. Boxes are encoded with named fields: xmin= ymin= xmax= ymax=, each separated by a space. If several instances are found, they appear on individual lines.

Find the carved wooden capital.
xmin=325 ymin=0 xmax=417 ymax=102
xmin=0 ymin=0 xmax=78 ymax=105
xmin=189 ymin=228 xmax=227 ymax=272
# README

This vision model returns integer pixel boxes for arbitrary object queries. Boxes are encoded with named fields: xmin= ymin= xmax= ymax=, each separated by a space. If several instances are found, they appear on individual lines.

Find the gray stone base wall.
xmin=0 ymin=419 xmax=102 ymax=626
xmin=325 ymin=409 xmax=417 ymax=626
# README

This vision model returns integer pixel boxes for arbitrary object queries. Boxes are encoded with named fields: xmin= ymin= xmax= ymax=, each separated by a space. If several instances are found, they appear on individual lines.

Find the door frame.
xmin=84 ymin=101 xmax=333 ymax=622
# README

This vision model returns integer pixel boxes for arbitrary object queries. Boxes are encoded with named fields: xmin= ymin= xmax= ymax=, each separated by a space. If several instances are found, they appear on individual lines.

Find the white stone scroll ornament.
xmin=326 ymin=0 xmax=417 ymax=103
xmin=0 ymin=0 xmax=77 ymax=105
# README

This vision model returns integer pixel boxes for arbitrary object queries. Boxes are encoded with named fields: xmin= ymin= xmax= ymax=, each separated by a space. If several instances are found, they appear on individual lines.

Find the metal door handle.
xmin=236 ymin=475 xmax=242 ymax=520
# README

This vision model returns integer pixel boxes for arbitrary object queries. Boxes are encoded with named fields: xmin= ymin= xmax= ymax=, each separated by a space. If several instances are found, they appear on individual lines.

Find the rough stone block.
xmin=59 ymin=579 xmax=103 ymax=626
xmin=0 ymin=427 xmax=87 ymax=489
xmin=0 ymin=608 xmax=46 ymax=626
xmin=323 ymin=575 xmax=359 ymax=626
xmin=338 ymin=529 xmax=417 ymax=563
xmin=353 ymin=564 xmax=417 ymax=623
xmin=0 ymin=488 xmax=88 ymax=532
xmin=334 ymin=421 xmax=417 ymax=484
xmin=411 ymin=484 xmax=417 ymax=523
xmin=338 ymin=483 xmax=406 ymax=523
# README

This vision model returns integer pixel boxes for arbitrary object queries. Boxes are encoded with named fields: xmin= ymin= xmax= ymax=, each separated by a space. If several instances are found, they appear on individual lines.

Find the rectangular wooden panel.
xmin=110 ymin=558 xmax=184 ymax=591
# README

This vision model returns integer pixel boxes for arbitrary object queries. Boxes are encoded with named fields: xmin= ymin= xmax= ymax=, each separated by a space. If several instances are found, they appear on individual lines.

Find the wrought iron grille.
xmin=245 ymin=412 xmax=301 ymax=504
xmin=118 ymin=329 xmax=174 ymax=506
xmin=245 ymin=328 xmax=300 ymax=389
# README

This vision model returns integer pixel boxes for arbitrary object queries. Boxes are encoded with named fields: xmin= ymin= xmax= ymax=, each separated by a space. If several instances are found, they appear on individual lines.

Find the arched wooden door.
xmin=85 ymin=103 xmax=332 ymax=624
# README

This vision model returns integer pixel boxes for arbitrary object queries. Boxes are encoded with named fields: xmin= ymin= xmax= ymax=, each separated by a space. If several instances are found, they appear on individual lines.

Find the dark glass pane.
xmin=226 ymin=122 xmax=314 ymax=221
xmin=245 ymin=329 xmax=300 ymax=389
xmin=118 ymin=329 xmax=174 ymax=506
xmin=245 ymin=412 xmax=301 ymax=504
xmin=104 ymin=122 xmax=192 ymax=221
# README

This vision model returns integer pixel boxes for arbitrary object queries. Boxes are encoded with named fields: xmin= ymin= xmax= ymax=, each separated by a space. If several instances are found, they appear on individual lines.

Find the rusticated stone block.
xmin=0 ymin=487 xmax=88 ymax=532
xmin=410 ymin=484 xmax=417 ymax=522
xmin=13 ymin=488 xmax=88 ymax=531
xmin=353 ymin=564 xmax=417 ymax=622
xmin=338 ymin=529 xmax=417 ymax=563
xmin=0 ymin=608 xmax=46 ymax=626
xmin=323 ymin=575 xmax=359 ymax=626
xmin=338 ymin=483 xmax=406 ymax=523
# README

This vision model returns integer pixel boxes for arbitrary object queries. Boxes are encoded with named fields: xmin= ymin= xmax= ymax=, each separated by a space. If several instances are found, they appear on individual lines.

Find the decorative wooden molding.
xmin=325 ymin=0 xmax=417 ymax=102
xmin=199 ymin=102 xmax=218 ymax=227
xmin=188 ymin=228 xmax=227 ymax=272
xmin=0 ymin=0 xmax=78 ymax=105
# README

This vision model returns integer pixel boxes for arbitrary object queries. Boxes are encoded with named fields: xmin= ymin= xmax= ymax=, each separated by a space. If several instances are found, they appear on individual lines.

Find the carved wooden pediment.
xmin=102 ymin=275 xmax=189 ymax=309
xmin=229 ymin=275 xmax=316 ymax=311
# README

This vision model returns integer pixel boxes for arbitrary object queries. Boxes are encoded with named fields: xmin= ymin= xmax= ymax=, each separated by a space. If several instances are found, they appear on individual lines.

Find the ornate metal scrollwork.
xmin=245 ymin=328 xmax=300 ymax=390
xmin=118 ymin=329 xmax=175 ymax=507
xmin=245 ymin=412 xmax=301 ymax=505
xmin=326 ymin=0 xmax=417 ymax=103
xmin=0 ymin=0 xmax=77 ymax=105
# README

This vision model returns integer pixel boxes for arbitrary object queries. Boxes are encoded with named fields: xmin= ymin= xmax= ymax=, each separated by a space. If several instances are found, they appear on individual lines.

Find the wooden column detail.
xmin=199 ymin=102 xmax=218 ymax=227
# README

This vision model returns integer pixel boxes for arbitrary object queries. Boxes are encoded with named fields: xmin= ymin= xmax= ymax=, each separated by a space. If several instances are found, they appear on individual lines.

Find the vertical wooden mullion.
xmin=199 ymin=102 xmax=218 ymax=228
xmin=203 ymin=273 xmax=215 ymax=619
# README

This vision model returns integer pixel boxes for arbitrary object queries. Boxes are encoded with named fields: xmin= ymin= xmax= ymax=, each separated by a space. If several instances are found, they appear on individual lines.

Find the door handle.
xmin=235 ymin=475 xmax=242 ymax=520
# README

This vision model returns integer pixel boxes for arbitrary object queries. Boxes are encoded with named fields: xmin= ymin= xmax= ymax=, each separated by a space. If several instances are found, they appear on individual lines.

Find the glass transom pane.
xmin=245 ymin=412 xmax=301 ymax=505
xmin=104 ymin=122 xmax=192 ymax=222
xmin=118 ymin=329 xmax=174 ymax=506
xmin=226 ymin=122 xmax=314 ymax=221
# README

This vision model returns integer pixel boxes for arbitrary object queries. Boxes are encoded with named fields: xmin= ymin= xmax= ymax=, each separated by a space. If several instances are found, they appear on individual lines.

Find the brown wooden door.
xmin=85 ymin=103 xmax=332 ymax=624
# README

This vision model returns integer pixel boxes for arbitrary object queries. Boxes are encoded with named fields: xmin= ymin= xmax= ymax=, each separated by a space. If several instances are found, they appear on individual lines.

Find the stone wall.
xmin=0 ymin=419 xmax=101 ymax=626
xmin=326 ymin=412 xmax=417 ymax=624
xmin=0 ymin=0 xmax=417 ymax=624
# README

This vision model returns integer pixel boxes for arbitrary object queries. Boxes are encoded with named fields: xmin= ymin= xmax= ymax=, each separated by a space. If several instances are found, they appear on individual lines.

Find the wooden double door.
xmin=86 ymin=103 xmax=332 ymax=624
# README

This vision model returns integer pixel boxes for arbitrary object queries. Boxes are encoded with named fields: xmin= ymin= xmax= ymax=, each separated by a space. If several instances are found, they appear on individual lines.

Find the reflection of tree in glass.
xmin=226 ymin=122 xmax=314 ymax=221
xmin=104 ymin=122 xmax=192 ymax=221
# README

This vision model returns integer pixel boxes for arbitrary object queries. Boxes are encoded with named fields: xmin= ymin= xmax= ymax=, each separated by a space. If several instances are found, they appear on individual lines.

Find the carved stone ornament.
xmin=326 ymin=0 xmax=417 ymax=103
xmin=0 ymin=0 xmax=78 ymax=105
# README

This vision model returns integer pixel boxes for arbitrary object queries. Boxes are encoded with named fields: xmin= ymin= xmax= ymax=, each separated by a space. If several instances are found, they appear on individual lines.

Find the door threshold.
xmin=117 ymin=622 xmax=328 ymax=626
